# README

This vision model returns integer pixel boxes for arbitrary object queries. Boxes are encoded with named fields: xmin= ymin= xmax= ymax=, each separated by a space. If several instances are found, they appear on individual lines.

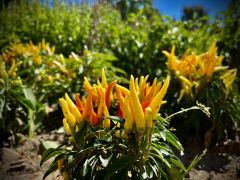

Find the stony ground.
xmin=0 ymin=132 xmax=240 ymax=180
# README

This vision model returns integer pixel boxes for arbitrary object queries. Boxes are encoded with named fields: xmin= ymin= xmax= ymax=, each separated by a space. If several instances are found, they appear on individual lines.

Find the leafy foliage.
xmin=0 ymin=40 xmax=125 ymax=139
xmin=0 ymin=0 xmax=239 ymax=150
xmin=0 ymin=0 xmax=217 ymax=79
xmin=41 ymin=116 xmax=191 ymax=180
xmin=0 ymin=59 xmax=43 ymax=139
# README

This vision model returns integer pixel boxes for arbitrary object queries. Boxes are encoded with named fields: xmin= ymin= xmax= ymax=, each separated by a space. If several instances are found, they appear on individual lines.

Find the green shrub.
xmin=0 ymin=1 xmax=217 ymax=79
xmin=0 ymin=0 xmax=91 ymax=55
xmin=0 ymin=40 xmax=125 ymax=139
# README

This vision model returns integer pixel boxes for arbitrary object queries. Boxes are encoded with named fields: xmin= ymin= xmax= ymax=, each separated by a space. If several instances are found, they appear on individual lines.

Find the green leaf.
xmin=160 ymin=130 xmax=166 ymax=141
xmin=108 ymin=116 xmax=123 ymax=123
xmin=166 ymin=131 xmax=183 ymax=151
xmin=40 ymin=148 xmax=64 ymax=166
xmin=41 ymin=140 xmax=60 ymax=150
xmin=147 ymin=162 xmax=158 ymax=178
xmin=103 ymin=156 xmax=136 ymax=179
xmin=43 ymin=160 xmax=58 ymax=180
xmin=150 ymin=147 xmax=171 ymax=168
xmin=186 ymin=149 xmax=207 ymax=174
xmin=22 ymin=87 xmax=37 ymax=108
xmin=156 ymin=114 xmax=169 ymax=124
xmin=143 ymin=164 xmax=153 ymax=179
xmin=152 ymin=143 xmax=172 ymax=154
xmin=99 ymin=154 xmax=113 ymax=167
xmin=170 ymin=158 xmax=186 ymax=172
xmin=159 ymin=168 xmax=168 ymax=180
xmin=74 ymin=123 xmax=88 ymax=148
xmin=15 ymin=92 xmax=34 ymax=110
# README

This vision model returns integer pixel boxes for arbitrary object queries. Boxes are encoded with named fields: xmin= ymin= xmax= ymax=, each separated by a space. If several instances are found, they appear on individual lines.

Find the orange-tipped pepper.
xmin=83 ymin=91 xmax=93 ymax=122
xmin=105 ymin=80 xmax=117 ymax=108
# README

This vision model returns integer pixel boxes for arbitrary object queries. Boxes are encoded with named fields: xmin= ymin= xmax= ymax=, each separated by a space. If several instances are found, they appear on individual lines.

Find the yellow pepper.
xmin=143 ymin=78 xmax=157 ymax=101
xmin=149 ymin=76 xmax=170 ymax=119
xmin=105 ymin=80 xmax=117 ymax=108
xmin=57 ymin=159 xmax=64 ymax=172
xmin=122 ymin=96 xmax=134 ymax=131
xmin=101 ymin=68 xmax=108 ymax=88
xmin=65 ymin=93 xmax=83 ymax=124
xmin=59 ymin=98 xmax=76 ymax=133
xmin=97 ymin=88 xmax=106 ymax=118
xmin=129 ymin=75 xmax=145 ymax=131
xmin=83 ymin=77 xmax=92 ymax=92
xmin=63 ymin=118 xmax=72 ymax=135
xmin=115 ymin=84 xmax=130 ymax=96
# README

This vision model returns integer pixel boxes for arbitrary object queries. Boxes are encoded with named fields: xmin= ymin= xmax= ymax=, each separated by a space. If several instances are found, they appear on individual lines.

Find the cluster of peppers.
xmin=59 ymin=69 xmax=170 ymax=137
xmin=162 ymin=42 xmax=236 ymax=101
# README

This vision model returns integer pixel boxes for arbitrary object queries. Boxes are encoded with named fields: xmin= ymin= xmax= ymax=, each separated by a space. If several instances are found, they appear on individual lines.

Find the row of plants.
xmin=0 ymin=1 xmax=239 ymax=178
xmin=0 ymin=0 xmax=239 ymax=146
xmin=2 ymin=39 xmax=237 ymax=178
xmin=1 ymin=0 xmax=239 ymax=77
xmin=40 ymin=42 xmax=239 ymax=178
xmin=0 ymin=40 xmax=124 ymax=142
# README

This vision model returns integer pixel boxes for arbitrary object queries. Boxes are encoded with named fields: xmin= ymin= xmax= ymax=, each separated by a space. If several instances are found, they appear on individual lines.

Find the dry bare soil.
xmin=0 ymin=132 xmax=240 ymax=180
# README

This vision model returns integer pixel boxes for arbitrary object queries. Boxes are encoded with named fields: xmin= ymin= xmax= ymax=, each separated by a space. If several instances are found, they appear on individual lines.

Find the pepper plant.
xmin=41 ymin=69 xmax=202 ymax=179
xmin=163 ymin=43 xmax=240 ymax=146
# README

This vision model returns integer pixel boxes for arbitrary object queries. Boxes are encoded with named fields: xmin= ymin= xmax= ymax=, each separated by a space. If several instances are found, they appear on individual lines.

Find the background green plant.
xmin=0 ymin=40 xmax=124 ymax=140
xmin=0 ymin=0 xmax=218 ymax=78
xmin=0 ymin=0 xmax=239 ymax=147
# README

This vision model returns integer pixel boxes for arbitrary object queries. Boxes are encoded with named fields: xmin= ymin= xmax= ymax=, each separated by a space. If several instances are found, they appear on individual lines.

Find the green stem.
xmin=165 ymin=103 xmax=210 ymax=121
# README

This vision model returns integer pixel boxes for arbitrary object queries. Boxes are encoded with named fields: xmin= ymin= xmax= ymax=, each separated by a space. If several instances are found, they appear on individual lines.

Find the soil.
xmin=0 ymin=131 xmax=64 ymax=180
xmin=0 ymin=132 xmax=240 ymax=180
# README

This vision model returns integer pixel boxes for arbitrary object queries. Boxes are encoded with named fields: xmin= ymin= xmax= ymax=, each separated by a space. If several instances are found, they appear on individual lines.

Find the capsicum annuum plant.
xmin=41 ymin=69 xmax=201 ymax=180
xmin=162 ymin=42 xmax=236 ymax=102
xmin=162 ymin=43 xmax=239 ymax=147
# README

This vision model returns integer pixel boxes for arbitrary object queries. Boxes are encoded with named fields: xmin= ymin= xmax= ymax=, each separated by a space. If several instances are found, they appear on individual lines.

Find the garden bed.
xmin=0 ymin=131 xmax=239 ymax=180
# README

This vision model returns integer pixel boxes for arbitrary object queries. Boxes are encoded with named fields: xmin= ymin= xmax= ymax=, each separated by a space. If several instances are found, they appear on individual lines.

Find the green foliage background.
xmin=0 ymin=0 xmax=239 ymax=146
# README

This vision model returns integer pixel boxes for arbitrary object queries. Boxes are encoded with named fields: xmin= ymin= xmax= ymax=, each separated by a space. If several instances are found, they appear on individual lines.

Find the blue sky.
xmin=154 ymin=0 xmax=232 ymax=20
xmin=45 ymin=0 xmax=232 ymax=20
